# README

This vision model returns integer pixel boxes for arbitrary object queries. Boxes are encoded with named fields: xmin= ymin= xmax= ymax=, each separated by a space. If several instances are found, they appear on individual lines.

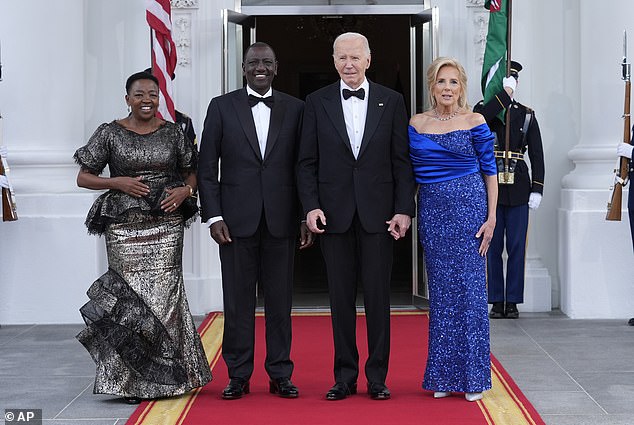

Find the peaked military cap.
xmin=510 ymin=61 xmax=523 ymax=78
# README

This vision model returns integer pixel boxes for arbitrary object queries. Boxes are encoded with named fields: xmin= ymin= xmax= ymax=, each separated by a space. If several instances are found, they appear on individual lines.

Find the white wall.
xmin=2 ymin=0 xmax=633 ymax=323
xmin=0 ymin=0 xmax=228 ymax=324
xmin=558 ymin=1 xmax=634 ymax=318
xmin=433 ymin=0 xmax=555 ymax=312
xmin=1 ymin=0 xmax=97 ymax=323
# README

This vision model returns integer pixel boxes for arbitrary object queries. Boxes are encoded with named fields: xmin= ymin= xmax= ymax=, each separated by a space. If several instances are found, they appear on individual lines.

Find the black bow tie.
xmin=342 ymin=88 xmax=365 ymax=100
xmin=248 ymin=94 xmax=274 ymax=108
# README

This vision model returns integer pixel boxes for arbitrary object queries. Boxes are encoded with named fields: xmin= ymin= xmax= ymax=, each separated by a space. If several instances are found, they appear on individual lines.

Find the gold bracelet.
xmin=185 ymin=184 xmax=196 ymax=197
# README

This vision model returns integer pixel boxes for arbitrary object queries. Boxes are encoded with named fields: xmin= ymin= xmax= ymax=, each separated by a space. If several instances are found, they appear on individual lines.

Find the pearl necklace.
xmin=434 ymin=108 xmax=460 ymax=121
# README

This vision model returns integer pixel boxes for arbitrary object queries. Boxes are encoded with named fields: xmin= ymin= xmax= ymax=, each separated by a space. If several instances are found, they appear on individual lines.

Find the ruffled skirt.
xmin=76 ymin=212 xmax=212 ymax=399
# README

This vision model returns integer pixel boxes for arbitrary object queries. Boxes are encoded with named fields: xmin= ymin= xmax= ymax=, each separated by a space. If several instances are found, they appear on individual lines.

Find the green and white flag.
xmin=481 ymin=0 xmax=509 ymax=107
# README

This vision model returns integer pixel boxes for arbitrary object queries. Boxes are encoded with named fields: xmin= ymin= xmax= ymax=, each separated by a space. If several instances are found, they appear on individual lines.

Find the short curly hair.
xmin=125 ymin=71 xmax=159 ymax=94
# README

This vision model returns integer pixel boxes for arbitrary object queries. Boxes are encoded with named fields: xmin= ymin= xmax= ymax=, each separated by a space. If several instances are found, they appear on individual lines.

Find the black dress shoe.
xmin=628 ymin=318 xmax=634 ymax=326
xmin=123 ymin=397 xmax=142 ymax=405
xmin=269 ymin=377 xmax=299 ymax=398
xmin=489 ymin=302 xmax=505 ymax=319
xmin=367 ymin=382 xmax=391 ymax=400
xmin=222 ymin=378 xmax=250 ymax=400
xmin=505 ymin=302 xmax=519 ymax=319
xmin=326 ymin=382 xmax=357 ymax=401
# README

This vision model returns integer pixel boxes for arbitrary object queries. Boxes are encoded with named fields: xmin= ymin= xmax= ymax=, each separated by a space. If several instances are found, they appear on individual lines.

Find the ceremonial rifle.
xmin=0 ymin=111 xmax=18 ymax=222
xmin=606 ymin=30 xmax=631 ymax=221
xmin=0 ymin=41 xmax=18 ymax=222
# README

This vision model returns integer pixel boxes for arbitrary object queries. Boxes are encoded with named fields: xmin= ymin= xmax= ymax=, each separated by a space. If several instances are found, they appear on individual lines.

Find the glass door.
xmin=223 ymin=3 xmax=438 ymax=308
xmin=222 ymin=9 xmax=256 ymax=94
xmin=410 ymin=6 xmax=439 ymax=308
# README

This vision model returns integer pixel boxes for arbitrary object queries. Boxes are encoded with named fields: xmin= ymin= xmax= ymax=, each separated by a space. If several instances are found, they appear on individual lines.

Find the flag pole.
xmin=503 ymin=0 xmax=513 ymax=183
xmin=149 ymin=28 xmax=154 ymax=72
xmin=505 ymin=0 xmax=513 ymax=78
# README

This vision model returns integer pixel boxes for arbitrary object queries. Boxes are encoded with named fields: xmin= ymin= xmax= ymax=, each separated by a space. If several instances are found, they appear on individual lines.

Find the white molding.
xmin=242 ymin=5 xmax=426 ymax=15
xmin=473 ymin=12 xmax=488 ymax=65
xmin=562 ymin=144 xmax=618 ymax=190
xmin=173 ymin=14 xmax=193 ymax=67
xmin=171 ymin=0 xmax=199 ymax=9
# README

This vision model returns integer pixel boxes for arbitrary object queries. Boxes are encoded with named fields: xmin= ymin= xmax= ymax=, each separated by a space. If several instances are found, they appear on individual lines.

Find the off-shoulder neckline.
xmin=408 ymin=123 xmax=487 ymax=136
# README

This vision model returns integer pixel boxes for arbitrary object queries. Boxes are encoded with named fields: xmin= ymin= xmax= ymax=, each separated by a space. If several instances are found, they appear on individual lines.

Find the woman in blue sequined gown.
xmin=409 ymin=57 xmax=498 ymax=402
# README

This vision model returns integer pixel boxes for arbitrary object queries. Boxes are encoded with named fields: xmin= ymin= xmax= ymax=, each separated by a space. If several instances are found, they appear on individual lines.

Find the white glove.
xmin=0 ymin=145 xmax=7 ymax=158
xmin=0 ymin=175 xmax=9 ymax=189
xmin=528 ymin=192 xmax=542 ymax=210
xmin=617 ymin=143 xmax=634 ymax=159
xmin=502 ymin=76 xmax=517 ymax=93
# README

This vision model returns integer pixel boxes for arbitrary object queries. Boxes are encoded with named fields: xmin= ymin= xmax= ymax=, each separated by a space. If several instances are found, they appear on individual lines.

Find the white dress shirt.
xmin=246 ymin=85 xmax=273 ymax=158
xmin=340 ymin=79 xmax=369 ymax=159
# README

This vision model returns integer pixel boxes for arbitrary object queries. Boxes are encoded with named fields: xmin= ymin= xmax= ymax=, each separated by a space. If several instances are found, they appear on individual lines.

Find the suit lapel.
xmin=321 ymin=83 xmax=354 ymax=156
xmin=358 ymin=81 xmax=387 ymax=158
xmin=264 ymin=90 xmax=285 ymax=160
xmin=233 ymin=89 xmax=263 ymax=161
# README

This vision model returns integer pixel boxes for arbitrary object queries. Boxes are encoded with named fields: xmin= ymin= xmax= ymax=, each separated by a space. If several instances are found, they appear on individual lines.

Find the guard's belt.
xmin=494 ymin=150 xmax=524 ymax=161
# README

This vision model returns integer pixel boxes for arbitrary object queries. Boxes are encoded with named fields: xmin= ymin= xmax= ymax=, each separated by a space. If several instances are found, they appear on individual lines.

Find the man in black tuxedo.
xmin=198 ymin=42 xmax=313 ymax=400
xmin=297 ymin=32 xmax=415 ymax=401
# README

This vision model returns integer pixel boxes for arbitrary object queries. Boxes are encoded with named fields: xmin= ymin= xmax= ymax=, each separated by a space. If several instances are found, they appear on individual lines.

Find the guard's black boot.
xmin=505 ymin=302 xmax=519 ymax=319
xmin=489 ymin=302 xmax=505 ymax=319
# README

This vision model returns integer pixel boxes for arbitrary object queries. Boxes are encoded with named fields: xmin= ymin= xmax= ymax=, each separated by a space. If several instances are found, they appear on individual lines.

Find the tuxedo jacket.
xmin=198 ymin=87 xmax=304 ymax=238
xmin=297 ymin=80 xmax=415 ymax=233
xmin=474 ymin=89 xmax=545 ymax=206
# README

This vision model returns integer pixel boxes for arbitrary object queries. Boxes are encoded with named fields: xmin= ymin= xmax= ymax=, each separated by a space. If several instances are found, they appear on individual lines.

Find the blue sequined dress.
xmin=409 ymin=123 xmax=496 ymax=393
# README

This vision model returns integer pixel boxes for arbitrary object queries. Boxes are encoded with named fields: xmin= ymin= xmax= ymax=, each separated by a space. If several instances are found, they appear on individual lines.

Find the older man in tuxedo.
xmin=198 ymin=42 xmax=312 ymax=400
xmin=297 ymin=32 xmax=415 ymax=401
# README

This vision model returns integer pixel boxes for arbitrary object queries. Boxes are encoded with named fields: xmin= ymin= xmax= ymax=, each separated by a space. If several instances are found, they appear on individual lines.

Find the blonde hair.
xmin=426 ymin=57 xmax=470 ymax=111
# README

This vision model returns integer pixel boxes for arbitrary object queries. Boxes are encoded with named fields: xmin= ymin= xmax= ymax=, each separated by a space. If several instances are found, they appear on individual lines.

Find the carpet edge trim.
xmin=130 ymin=314 xmax=224 ymax=425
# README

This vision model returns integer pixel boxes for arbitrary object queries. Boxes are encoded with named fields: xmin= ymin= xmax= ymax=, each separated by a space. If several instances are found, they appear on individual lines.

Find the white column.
xmin=0 ymin=0 xmax=148 ymax=324
xmin=172 ymin=0 xmax=227 ymax=314
xmin=461 ymin=0 xmax=554 ymax=312
xmin=559 ymin=1 xmax=634 ymax=318
xmin=0 ymin=0 xmax=94 ymax=324
xmin=507 ymin=0 xmax=554 ymax=312
xmin=0 ymin=0 xmax=230 ymax=324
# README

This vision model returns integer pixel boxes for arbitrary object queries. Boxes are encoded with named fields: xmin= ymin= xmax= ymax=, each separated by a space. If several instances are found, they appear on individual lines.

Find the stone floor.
xmin=1 ymin=310 xmax=634 ymax=424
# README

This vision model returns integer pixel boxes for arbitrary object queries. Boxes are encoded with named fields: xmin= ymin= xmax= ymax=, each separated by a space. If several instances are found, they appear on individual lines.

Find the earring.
xmin=127 ymin=105 xmax=131 ymax=113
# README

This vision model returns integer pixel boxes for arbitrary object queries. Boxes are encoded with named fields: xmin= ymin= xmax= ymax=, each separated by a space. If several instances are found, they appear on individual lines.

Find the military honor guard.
xmin=474 ymin=61 xmax=545 ymax=319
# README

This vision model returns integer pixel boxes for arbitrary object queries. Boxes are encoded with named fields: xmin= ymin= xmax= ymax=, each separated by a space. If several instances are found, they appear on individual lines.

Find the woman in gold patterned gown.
xmin=73 ymin=72 xmax=211 ymax=403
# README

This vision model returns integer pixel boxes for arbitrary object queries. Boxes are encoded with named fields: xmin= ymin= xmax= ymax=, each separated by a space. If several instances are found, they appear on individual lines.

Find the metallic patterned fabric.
xmin=73 ymin=121 xmax=198 ymax=235
xmin=77 ymin=212 xmax=212 ymax=399
xmin=410 ymin=129 xmax=493 ymax=393
xmin=75 ymin=122 xmax=211 ymax=399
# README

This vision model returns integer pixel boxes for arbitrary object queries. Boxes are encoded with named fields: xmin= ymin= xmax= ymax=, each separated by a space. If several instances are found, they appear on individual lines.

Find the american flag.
xmin=145 ymin=0 xmax=177 ymax=122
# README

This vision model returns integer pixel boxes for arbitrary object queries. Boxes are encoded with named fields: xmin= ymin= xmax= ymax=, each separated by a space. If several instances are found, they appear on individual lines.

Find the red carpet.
xmin=127 ymin=311 xmax=545 ymax=425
